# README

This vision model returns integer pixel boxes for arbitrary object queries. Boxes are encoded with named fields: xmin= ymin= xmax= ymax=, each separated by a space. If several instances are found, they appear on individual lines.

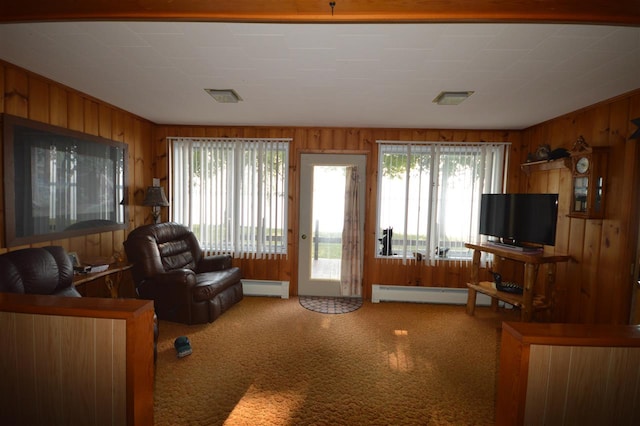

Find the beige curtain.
xmin=340 ymin=166 xmax=362 ymax=297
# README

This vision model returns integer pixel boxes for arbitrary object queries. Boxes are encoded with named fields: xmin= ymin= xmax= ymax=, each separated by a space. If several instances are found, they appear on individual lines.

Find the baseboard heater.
xmin=372 ymin=284 xmax=492 ymax=306
xmin=241 ymin=279 xmax=290 ymax=299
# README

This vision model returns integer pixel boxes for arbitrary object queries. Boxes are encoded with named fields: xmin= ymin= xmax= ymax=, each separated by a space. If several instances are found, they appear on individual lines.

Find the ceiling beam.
xmin=2 ymin=0 xmax=640 ymax=26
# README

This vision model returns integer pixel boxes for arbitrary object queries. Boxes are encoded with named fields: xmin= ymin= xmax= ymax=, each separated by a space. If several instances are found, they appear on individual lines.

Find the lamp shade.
xmin=143 ymin=186 xmax=169 ymax=207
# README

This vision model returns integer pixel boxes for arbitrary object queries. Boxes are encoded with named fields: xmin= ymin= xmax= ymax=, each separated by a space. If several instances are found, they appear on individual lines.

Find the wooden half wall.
xmin=497 ymin=321 xmax=640 ymax=425
xmin=0 ymin=293 xmax=155 ymax=425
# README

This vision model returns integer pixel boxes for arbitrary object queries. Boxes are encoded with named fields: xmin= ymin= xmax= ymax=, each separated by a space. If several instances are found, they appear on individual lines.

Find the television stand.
xmin=465 ymin=242 xmax=570 ymax=321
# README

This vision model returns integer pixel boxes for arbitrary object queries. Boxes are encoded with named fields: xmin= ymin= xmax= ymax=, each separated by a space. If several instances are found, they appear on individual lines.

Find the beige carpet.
xmin=154 ymin=297 xmax=517 ymax=426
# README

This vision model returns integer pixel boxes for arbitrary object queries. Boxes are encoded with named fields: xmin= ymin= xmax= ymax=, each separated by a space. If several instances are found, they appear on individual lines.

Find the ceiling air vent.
xmin=205 ymin=89 xmax=243 ymax=103
xmin=432 ymin=91 xmax=474 ymax=105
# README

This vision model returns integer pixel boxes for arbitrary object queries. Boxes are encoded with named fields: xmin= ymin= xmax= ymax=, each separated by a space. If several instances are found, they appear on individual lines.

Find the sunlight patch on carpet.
xmin=224 ymin=383 xmax=306 ymax=425
xmin=298 ymin=296 xmax=363 ymax=314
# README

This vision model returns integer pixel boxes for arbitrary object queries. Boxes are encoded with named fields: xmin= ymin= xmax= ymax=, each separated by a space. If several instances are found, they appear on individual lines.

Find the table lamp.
xmin=143 ymin=186 xmax=169 ymax=223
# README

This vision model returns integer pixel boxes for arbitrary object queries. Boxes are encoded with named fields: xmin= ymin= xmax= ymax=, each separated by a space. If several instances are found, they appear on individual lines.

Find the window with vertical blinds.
xmin=376 ymin=141 xmax=509 ymax=263
xmin=170 ymin=138 xmax=289 ymax=259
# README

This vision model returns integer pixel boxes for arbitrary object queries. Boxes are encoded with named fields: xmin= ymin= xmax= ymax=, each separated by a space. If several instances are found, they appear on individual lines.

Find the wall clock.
xmin=575 ymin=156 xmax=590 ymax=174
xmin=570 ymin=148 xmax=608 ymax=219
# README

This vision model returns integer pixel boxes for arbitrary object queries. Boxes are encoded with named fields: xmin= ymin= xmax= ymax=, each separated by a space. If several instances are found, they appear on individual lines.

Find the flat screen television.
xmin=479 ymin=193 xmax=559 ymax=247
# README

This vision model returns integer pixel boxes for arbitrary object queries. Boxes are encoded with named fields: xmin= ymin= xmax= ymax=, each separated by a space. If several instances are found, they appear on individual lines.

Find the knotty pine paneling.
xmin=520 ymin=89 xmax=640 ymax=324
xmin=49 ymin=84 xmax=68 ymax=127
xmin=626 ymin=98 xmax=640 ymax=323
xmin=4 ymin=66 xmax=28 ymax=116
xmin=0 ymin=60 xmax=155 ymax=261
xmin=156 ymin=90 xmax=637 ymax=320
xmin=2 ymin=56 xmax=639 ymax=324
xmin=155 ymin=124 xmax=519 ymax=299
xmin=27 ymin=75 xmax=48 ymax=123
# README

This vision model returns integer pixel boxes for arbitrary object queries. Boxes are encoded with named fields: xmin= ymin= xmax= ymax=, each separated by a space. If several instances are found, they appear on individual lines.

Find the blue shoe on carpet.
xmin=174 ymin=336 xmax=192 ymax=358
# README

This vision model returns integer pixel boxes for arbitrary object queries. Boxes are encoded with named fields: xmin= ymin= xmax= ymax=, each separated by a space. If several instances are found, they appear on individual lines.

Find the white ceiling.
xmin=1 ymin=21 xmax=639 ymax=130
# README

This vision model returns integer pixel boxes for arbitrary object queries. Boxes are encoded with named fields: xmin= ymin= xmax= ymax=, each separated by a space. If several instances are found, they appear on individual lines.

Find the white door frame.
xmin=298 ymin=153 xmax=366 ymax=297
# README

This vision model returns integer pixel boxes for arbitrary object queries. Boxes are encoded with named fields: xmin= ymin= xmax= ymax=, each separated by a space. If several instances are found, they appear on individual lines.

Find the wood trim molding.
xmin=2 ymin=0 xmax=640 ymax=26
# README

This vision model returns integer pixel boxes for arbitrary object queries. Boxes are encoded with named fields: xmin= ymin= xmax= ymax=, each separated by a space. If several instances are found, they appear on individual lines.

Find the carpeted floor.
xmin=299 ymin=296 xmax=363 ymax=314
xmin=153 ymin=297 xmax=518 ymax=426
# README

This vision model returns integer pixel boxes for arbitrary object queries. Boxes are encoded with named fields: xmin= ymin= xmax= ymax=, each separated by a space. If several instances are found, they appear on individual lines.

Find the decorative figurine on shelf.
xmin=527 ymin=144 xmax=569 ymax=163
xmin=534 ymin=144 xmax=551 ymax=161
xmin=435 ymin=246 xmax=450 ymax=258
xmin=571 ymin=135 xmax=590 ymax=153
xmin=379 ymin=227 xmax=394 ymax=256
xmin=548 ymin=147 xmax=570 ymax=160
xmin=492 ymin=272 xmax=523 ymax=295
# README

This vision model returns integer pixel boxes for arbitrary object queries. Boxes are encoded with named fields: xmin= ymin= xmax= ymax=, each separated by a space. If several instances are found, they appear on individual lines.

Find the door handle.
xmin=301 ymin=234 xmax=307 ymax=239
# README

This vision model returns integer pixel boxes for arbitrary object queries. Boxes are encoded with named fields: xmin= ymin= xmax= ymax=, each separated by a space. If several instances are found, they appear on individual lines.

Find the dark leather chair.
xmin=0 ymin=246 xmax=81 ymax=297
xmin=0 ymin=246 xmax=159 ymax=362
xmin=123 ymin=222 xmax=243 ymax=325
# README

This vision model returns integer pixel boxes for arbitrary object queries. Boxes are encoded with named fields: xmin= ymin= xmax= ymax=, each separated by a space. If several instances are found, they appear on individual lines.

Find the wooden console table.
xmin=73 ymin=264 xmax=132 ymax=298
xmin=465 ymin=242 xmax=570 ymax=321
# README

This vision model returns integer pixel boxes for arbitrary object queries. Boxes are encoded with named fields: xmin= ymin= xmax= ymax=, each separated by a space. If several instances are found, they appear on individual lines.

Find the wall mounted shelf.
xmin=520 ymin=157 xmax=571 ymax=175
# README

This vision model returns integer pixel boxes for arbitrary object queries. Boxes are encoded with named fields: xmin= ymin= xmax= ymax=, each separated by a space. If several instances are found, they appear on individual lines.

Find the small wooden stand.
xmin=73 ymin=264 xmax=133 ymax=298
xmin=465 ymin=242 xmax=570 ymax=321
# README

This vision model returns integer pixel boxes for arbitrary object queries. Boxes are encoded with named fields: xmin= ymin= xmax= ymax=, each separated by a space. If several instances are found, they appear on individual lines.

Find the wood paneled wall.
xmin=154 ymin=125 xmax=520 ymax=299
xmin=519 ymin=90 xmax=640 ymax=324
xmin=0 ymin=60 xmax=156 ymax=259
xmin=2 ymin=57 xmax=639 ymax=324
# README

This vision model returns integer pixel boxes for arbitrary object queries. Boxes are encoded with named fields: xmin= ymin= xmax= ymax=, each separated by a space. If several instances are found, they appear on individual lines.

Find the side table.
xmin=73 ymin=264 xmax=133 ymax=298
xmin=465 ymin=242 xmax=570 ymax=321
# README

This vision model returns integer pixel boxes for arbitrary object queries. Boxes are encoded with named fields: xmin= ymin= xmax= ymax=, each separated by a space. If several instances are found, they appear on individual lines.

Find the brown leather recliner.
xmin=124 ymin=222 xmax=243 ymax=325
xmin=0 ymin=245 xmax=159 ymax=362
